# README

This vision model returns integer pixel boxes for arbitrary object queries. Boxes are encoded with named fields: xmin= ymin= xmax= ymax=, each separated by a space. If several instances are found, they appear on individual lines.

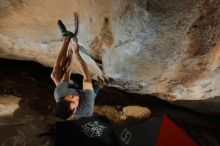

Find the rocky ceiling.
xmin=0 ymin=0 xmax=220 ymax=101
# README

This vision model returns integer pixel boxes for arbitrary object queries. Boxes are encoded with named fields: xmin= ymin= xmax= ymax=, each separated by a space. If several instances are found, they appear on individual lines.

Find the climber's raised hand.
xmin=69 ymin=37 xmax=79 ymax=55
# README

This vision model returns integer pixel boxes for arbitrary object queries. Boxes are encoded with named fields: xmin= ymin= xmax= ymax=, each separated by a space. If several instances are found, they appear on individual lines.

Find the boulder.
xmin=0 ymin=0 xmax=220 ymax=101
xmin=0 ymin=95 xmax=20 ymax=118
xmin=122 ymin=106 xmax=151 ymax=119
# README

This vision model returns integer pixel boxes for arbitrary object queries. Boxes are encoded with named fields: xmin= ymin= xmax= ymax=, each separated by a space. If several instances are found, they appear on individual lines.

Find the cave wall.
xmin=0 ymin=0 xmax=220 ymax=101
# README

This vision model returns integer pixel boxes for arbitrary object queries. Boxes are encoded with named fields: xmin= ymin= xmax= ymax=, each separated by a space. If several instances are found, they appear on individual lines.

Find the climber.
xmin=50 ymin=15 xmax=103 ymax=119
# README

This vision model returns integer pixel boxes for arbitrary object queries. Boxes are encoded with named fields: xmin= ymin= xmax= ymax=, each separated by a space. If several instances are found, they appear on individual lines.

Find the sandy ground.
xmin=0 ymin=59 xmax=220 ymax=146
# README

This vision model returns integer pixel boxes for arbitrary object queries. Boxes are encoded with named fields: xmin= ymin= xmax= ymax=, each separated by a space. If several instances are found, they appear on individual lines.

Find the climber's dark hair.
xmin=55 ymin=98 xmax=73 ymax=119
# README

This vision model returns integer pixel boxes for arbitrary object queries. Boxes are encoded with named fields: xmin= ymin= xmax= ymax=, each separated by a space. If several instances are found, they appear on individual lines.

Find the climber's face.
xmin=64 ymin=95 xmax=79 ymax=113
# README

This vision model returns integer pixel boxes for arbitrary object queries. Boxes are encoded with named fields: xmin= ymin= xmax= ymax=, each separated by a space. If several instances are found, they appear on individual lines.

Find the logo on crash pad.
xmin=81 ymin=121 xmax=106 ymax=138
xmin=120 ymin=128 xmax=132 ymax=144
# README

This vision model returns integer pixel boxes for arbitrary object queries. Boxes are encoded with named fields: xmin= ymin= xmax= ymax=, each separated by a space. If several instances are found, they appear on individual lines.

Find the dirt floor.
xmin=0 ymin=59 xmax=220 ymax=146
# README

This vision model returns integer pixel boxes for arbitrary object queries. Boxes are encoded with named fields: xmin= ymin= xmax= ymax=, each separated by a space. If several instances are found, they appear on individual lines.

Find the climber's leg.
xmin=57 ymin=20 xmax=75 ymax=38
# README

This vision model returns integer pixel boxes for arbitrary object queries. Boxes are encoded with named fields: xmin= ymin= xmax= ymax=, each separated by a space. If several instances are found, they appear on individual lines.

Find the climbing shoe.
xmin=57 ymin=19 xmax=75 ymax=37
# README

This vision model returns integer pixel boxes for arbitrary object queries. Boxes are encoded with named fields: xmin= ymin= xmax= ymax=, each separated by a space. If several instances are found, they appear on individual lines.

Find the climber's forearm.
xmin=53 ymin=38 xmax=70 ymax=70
xmin=75 ymin=53 xmax=91 ymax=82
xmin=62 ymin=56 xmax=72 ymax=82
xmin=51 ymin=38 xmax=70 ymax=86
xmin=75 ymin=53 xmax=93 ymax=90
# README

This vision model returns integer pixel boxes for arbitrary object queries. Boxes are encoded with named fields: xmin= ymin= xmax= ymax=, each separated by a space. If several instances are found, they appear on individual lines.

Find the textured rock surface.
xmin=122 ymin=106 xmax=151 ymax=119
xmin=0 ymin=0 xmax=220 ymax=101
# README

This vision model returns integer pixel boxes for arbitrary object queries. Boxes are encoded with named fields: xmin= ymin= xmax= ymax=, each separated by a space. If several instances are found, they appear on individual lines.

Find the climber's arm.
xmin=62 ymin=55 xmax=72 ymax=83
xmin=70 ymin=39 xmax=93 ymax=90
xmin=51 ymin=37 xmax=70 ymax=86
xmin=75 ymin=53 xmax=93 ymax=90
